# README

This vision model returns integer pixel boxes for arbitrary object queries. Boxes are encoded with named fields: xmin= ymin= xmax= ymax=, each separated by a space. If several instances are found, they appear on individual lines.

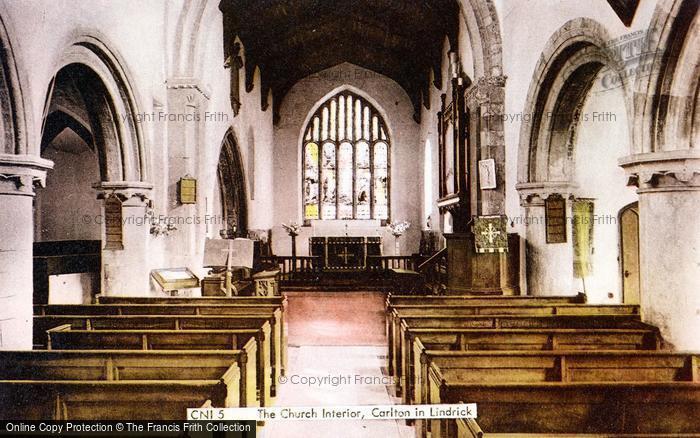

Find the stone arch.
xmin=217 ymin=128 xmax=248 ymax=236
xmin=633 ymin=0 xmax=699 ymax=154
xmin=517 ymin=18 xmax=631 ymax=185
xmin=0 ymin=11 xmax=30 ymax=155
xmin=172 ymin=0 xmax=223 ymax=78
xmin=459 ymin=0 xmax=504 ymax=78
xmin=47 ymin=34 xmax=148 ymax=182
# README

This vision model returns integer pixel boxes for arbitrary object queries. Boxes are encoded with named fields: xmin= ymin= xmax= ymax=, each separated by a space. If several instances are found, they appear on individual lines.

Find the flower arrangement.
xmin=281 ymin=222 xmax=301 ymax=236
xmin=147 ymin=207 xmax=177 ymax=237
xmin=388 ymin=220 xmax=411 ymax=237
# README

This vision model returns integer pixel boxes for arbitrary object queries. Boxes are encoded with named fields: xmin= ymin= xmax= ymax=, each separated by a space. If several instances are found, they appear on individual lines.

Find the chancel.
xmin=0 ymin=0 xmax=698 ymax=437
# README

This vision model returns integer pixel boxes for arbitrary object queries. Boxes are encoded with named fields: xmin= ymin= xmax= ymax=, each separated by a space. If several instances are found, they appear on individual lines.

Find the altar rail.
xmin=367 ymin=255 xmax=419 ymax=272
xmin=259 ymin=254 xmax=442 ymax=292
xmin=259 ymin=256 xmax=321 ymax=284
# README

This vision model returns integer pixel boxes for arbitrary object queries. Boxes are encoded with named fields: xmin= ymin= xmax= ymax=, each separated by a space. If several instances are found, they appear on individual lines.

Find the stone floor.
xmin=258 ymin=291 xmax=414 ymax=438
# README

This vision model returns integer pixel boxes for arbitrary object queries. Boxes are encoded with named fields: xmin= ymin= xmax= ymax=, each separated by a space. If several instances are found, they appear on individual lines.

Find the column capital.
xmin=619 ymin=150 xmax=700 ymax=193
xmin=0 ymin=154 xmax=54 ymax=196
xmin=93 ymin=181 xmax=154 ymax=206
xmin=515 ymin=181 xmax=578 ymax=207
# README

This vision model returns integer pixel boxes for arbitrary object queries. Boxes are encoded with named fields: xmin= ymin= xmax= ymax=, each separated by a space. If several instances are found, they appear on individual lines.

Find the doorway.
xmin=619 ymin=202 xmax=640 ymax=304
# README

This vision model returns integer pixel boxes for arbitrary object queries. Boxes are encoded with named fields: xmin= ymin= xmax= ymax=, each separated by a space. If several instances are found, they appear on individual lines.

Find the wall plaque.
xmin=545 ymin=195 xmax=567 ymax=244
xmin=103 ymin=194 xmax=124 ymax=250
xmin=178 ymin=176 xmax=197 ymax=204
xmin=478 ymin=158 xmax=497 ymax=189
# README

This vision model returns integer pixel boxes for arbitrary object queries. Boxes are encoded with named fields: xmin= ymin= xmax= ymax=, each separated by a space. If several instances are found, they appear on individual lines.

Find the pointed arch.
xmin=301 ymin=89 xmax=391 ymax=222
xmin=217 ymin=128 xmax=248 ymax=236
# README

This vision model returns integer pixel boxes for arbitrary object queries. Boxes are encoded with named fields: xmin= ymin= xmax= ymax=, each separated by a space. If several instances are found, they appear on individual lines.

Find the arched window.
xmin=303 ymin=91 xmax=390 ymax=221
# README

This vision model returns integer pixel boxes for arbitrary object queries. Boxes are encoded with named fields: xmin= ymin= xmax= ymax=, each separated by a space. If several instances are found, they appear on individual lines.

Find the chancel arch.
xmin=516 ymin=18 xmax=636 ymax=302
xmin=216 ymin=128 xmax=248 ymax=237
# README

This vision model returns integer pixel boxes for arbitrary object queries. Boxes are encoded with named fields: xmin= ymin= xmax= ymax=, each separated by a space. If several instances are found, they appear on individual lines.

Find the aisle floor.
xmin=259 ymin=291 xmax=414 ymax=438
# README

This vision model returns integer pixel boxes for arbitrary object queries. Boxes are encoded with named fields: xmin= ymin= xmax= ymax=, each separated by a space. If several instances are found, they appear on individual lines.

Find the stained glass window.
xmin=302 ymin=91 xmax=390 ymax=221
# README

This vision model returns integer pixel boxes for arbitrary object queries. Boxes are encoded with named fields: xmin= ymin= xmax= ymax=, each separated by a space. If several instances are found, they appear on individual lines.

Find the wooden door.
xmin=620 ymin=203 xmax=640 ymax=304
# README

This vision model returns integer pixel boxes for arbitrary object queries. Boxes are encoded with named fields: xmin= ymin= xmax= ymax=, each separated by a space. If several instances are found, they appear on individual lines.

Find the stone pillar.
xmin=94 ymin=182 xmax=153 ymax=296
xmin=465 ymin=75 xmax=507 ymax=216
xmin=516 ymin=182 xmax=578 ymax=296
xmin=620 ymin=151 xmax=700 ymax=350
xmin=165 ymin=79 xmax=210 ymax=269
xmin=0 ymin=154 xmax=52 ymax=350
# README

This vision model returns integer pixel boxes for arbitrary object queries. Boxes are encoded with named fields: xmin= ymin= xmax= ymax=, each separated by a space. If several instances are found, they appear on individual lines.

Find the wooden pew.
xmin=34 ymin=313 xmax=281 ymax=398
xmin=427 ymin=375 xmax=700 ymax=437
xmin=402 ymin=327 xmax=661 ymax=406
xmin=386 ymin=293 xmax=586 ymax=307
xmin=0 ymin=349 xmax=255 ymax=413
xmin=1 ymin=381 xmax=225 ymax=420
xmin=97 ymin=295 xmax=285 ymax=306
xmin=387 ymin=304 xmax=639 ymax=375
xmin=35 ymin=304 xmax=287 ymax=379
xmin=46 ymin=324 xmax=272 ymax=408
xmin=390 ymin=311 xmax=650 ymax=389
xmin=414 ymin=351 xmax=699 ymax=438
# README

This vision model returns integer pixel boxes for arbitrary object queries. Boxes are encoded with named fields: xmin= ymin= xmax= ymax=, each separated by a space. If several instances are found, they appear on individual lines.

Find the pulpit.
xmin=445 ymin=232 xmax=520 ymax=295
xmin=309 ymin=237 xmax=381 ymax=271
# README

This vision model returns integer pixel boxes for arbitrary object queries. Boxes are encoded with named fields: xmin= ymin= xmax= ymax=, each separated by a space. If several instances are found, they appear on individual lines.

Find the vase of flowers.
xmin=388 ymin=220 xmax=411 ymax=256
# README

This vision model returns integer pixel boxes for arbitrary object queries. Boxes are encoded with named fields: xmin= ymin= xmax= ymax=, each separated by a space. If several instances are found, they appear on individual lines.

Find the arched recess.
xmin=632 ymin=0 xmax=699 ymax=154
xmin=517 ymin=18 xmax=631 ymax=185
xmin=217 ymin=129 xmax=248 ymax=236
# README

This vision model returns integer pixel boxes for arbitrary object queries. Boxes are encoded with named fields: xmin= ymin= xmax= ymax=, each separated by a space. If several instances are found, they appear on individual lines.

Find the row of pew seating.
xmin=0 ymin=295 xmax=287 ymax=421
xmin=385 ymin=293 xmax=699 ymax=438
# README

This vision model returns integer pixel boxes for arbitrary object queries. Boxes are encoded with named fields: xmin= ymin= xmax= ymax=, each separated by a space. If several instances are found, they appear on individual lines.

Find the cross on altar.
xmin=481 ymin=223 xmax=501 ymax=244
xmin=337 ymin=246 xmax=354 ymax=265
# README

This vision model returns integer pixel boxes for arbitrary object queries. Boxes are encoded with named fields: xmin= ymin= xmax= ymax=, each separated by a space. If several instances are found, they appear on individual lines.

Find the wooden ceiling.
xmin=219 ymin=0 xmax=460 ymax=122
xmin=606 ymin=0 xmax=640 ymax=26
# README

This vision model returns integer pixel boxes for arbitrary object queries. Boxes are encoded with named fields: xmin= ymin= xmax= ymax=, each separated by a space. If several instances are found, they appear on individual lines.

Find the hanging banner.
xmin=474 ymin=215 xmax=508 ymax=253
xmin=572 ymin=200 xmax=594 ymax=278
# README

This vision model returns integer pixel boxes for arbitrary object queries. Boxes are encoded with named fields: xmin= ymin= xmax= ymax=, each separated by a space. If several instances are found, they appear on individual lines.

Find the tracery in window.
xmin=302 ymin=91 xmax=390 ymax=221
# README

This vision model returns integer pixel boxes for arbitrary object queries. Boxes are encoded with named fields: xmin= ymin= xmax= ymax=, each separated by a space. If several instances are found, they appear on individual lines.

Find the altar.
xmin=309 ymin=236 xmax=382 ymax=271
